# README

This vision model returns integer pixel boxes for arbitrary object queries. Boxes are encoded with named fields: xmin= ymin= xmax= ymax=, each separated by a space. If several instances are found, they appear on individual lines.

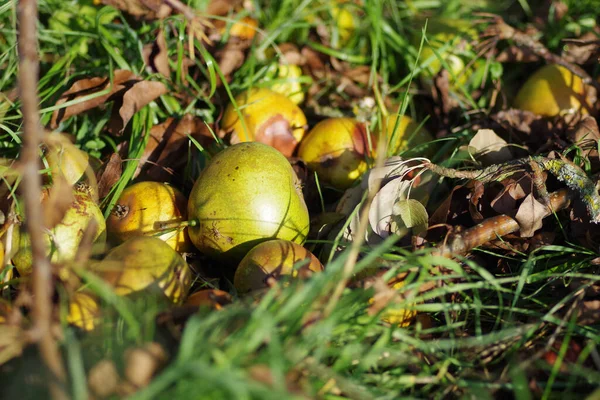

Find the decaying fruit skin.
xmin=383 ymin=115 xmax=435 ymax=156
xmin=221 ymin=88 xmax=308 ymax=157
xmin=95 ymin=236 xmax=191 ymax=304
xmin=234 ymin=239 xmax=323 ymax=294
xmin=184 ymin=289 xmax=232 ymax=310
xmin=298 ymin=117 xmax=371 ymax=190
xmin=514 ymin=64 xmax=592 ymax=117
xmin=13 ymin=186 xmax=106 ymax=276
xmin=187 ymin=142 xmax=310 ymax=263
xmin=107 ymin=181 xmax=190 ymax=253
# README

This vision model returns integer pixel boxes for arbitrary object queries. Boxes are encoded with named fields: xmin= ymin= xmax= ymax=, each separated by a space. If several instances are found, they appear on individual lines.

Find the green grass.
xmin=1 ymin=0 xmax=600 ymax=399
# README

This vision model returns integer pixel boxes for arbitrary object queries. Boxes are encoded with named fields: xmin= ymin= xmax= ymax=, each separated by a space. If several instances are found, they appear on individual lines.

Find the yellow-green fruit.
xmin=107 ymin=181 xmax=190 ymax=253
xmin=267 ymin=64 xmax=305 ymax=105
xmin=514 ymin=64 xmax=591 ymax=117
xmin=45 ymin=137 xmax=90 ymax=186
xmin=332 ymin=3 xmax=356 ymax=47
xmin=221 ymin=88 xmax=307 ymax=157
xmin=67 ymin=292 xmax=99 ymax=331
xmin=384 ymin=115 xmax=435 ymax=156
xmin=234 ymin=239 xmax=323 ymax=294
xmin=369 ymin=280 xmax=417 ymax=327
xmin=95 ymin=237 xmax=191 ymax=304
xmin=13 ymin=188 xmax=106 ymax=276
xmin=187 ymin=142 xmax=310 ymax=263
xmin=298 ymin=117 xmax=371 ymax=190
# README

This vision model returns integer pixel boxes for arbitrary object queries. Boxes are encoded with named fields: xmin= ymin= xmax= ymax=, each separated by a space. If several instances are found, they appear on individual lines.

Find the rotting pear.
xmin=298 ymin=117 xmax=372 ymax=190
xmin=107 ymin=181 xmax=191 ymax=253
xmin=94 ymin=236 xmax=191 ymax=304
xmin=187 ymin=142 xmax=310 ymax=263
xmin=13 ymin=185 xmax=106 ymax=276
xmin=234 ymin=239 xmax=323 ymax=294
xmin=221 ymin=88 xmax=307 ymax=157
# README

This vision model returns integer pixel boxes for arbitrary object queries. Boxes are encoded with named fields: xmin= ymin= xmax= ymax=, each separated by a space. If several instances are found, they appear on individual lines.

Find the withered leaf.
xmin=468 ymin=128 xmax=513 ymax=165
xmin=96 ymin=153 xmax=123 ymax=199
xmin=143 ymin=29 xmax=170 ymax=78
xmin=514 ymin=194 xmax=550 ymax=237
xmin=52 ymin=70 xmax=167 ymax=133
xmin=369 ymin=178 xmax=411 ymax=239
xmin=577 ymin=300 xmax=600 ymax=326
xmin=114 ymin=80 xmax=168 ymax=133
xmin=0 ymin=325 xmax=25 ymax=366
xmin=100 ymin=0 xmax=171 ymax=19
xmin=42 ymin=176 xmax=75 ymax=229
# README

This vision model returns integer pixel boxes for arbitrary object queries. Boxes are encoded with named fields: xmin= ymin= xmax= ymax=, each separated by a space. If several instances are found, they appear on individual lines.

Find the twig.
xmin=433 ymin=189 xmax=572 ymax=258
xmin=17 ymin=0 xmax=67 ymax=399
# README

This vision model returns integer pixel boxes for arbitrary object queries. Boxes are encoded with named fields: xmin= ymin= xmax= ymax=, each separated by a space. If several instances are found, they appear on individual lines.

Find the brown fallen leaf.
xmin=468 ymin=128 xmax=513 ymax=165
xmin=514 ymin=194 xmax=550 ymax=237
xmin=113 ymin=80 xmax=168 ymax=133
xmin=96 ymin=153 xmax=123 ymax=199
xmin=577 ymin=300 xmax=600 ymax=325
xmin=51 ymin=70 xmax=136 ymax=127
xmin=41 ymin=176 xmax=75 ymax=229
xmin=562 ymin=31 xmax=600 ymax=64
xmin=100 ymin=0 xmax=172 ymax=19
xmin=143 ymin=29 xmax=170 ymax=78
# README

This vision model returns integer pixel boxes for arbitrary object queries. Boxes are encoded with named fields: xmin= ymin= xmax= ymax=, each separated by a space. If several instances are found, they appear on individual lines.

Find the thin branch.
xmin=17 ymin=0 xmax=67 ymax=398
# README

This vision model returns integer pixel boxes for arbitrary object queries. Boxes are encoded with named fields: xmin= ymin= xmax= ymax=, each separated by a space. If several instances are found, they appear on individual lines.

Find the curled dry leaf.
xmin=468 ymin=128 xmax=513 ymax=165
xmin=514 ymin=193 xmax=551 ymax=237
xmin=135 ymin=115 xmax=213 ymax=181
xmin=96 ymin=153 xmax=123 ymax=199
xmin=100 ymin=0 xmax=172 ymax=19
xmin=51 ymin=70 xmax=167 ymax=134
xmin=562 ymin=31 xmax=600 ymax=64
xmin=142 ymin=29 xmax=170 ymax=78
xmin=42 ymin=175 xmax=75 ymax=229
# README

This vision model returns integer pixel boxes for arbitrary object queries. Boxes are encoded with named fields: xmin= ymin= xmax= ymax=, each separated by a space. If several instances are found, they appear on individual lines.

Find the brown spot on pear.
xmin=187 ymin=142 xmax=310 ymax=264
xmin=107 ymin=181 xmax=191 ymax=252
xmin=234 ymin=239 xmax=323 ymax=294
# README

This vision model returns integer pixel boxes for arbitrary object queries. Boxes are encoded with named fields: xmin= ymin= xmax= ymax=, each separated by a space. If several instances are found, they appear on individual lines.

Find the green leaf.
xmin=391 ymin=199 xmax=428 ymax=235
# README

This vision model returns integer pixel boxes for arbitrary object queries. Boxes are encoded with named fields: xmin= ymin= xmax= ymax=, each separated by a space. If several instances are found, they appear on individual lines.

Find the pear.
xmin=66 ymin=291 xmax=99 ymax=331
xmin=107 ymin=181 xmax=190 ymax=252
xmin=221 ymin=88 xmax=307 ymax=157
xmin=184 ymin=289 xmax=232 ymax=309
xmin=13 ymin=186 xmax=106 ymax=276
xmin=514 ymin=64 xmax=593 ymax=117
xmin=187 ymin=142 xmax=310 ymax=263
xmin=298 ymin=117 xmax=372 ymax=189
xmin=44 ymin=134 xmax=90 ymax=186
xmin=234 ymin=239 xmax=323 ymax=294
xmin=95 ymin=236 xmax=191 ymax=304
xmin=383 ymin=114 xmax=435 ymax=157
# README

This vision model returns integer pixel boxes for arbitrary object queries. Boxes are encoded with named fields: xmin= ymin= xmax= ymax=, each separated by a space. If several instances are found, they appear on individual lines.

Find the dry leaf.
xmin=42 ymin=176 xmax=75 ymax=229
xmin=562 ymin=31 xmax=600 ymax=64
xmin=577 ymin=300 xmax=600 ymax=325
xmin=96 ymin=153 xmax=123 ymax=199
xmin=514 ymin=194 xmax=550 ymax=237
xmin=0 ymin=325 xmax=25 ymax=366
xmin=369 ymin=178 xmax=411 ymax=239
xmin=114 ymin=80 xmax=168 ymax=133
xmin=51 ymin=70 xmax=137 ymax=127
xmin=143 ymin=29 xmax=170 ymax=78
xmin=490 ymin=176 xmax=531 ymax=215
xmin=100 ymin=0 xmax=172 ymax=19
xmin=468 ymin=129 xmax=513 ymax=165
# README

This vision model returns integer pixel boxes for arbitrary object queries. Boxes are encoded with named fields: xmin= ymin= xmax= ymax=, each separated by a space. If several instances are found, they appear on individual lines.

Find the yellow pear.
xmin=107 ymin=181 xmax=190 ymax=253
xmin=221 ymin=88 xmax=307 ymax=157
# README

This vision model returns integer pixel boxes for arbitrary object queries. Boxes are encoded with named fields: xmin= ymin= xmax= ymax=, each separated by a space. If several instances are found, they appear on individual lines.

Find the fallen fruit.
xmin=107 ymin=181 xmax=190 ymax=253
xmin=234 ymin=239 xmax=323 ymax=294
xmin=13 ymin=186 xmax=106 ymax=276
xmin=514 ymin=64 xmax=592 ymax=117
xmin=44 ymin=134 xmax=90 ymax=186
xmin=95 ymin=236 xmax=192 ymax=303
xmin=66 ymin=291 xmax=99 ymax=331
xmin=298 ymin=117 xmax=371 ymax=189
xmin=184 ymin=289 xmax=232 ymax=310
xmin=221 ymin=88 xmax=308 ymax=157
xmin=223 ymin=16 xmax=258 ymax=40
xmin=187 ymin=142 xmax=310 ymax=263
xmin=265 ymin=64 xmax=305 ymax=105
